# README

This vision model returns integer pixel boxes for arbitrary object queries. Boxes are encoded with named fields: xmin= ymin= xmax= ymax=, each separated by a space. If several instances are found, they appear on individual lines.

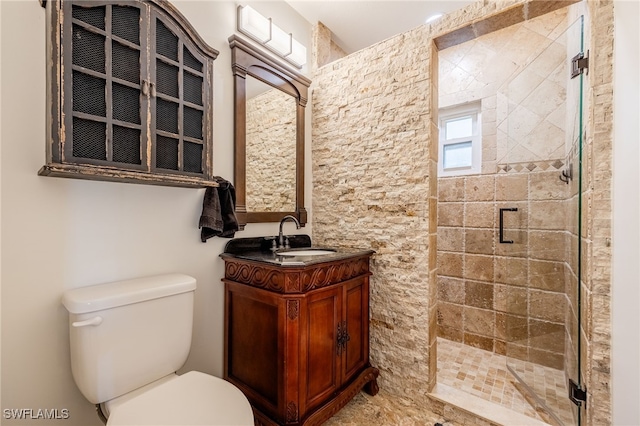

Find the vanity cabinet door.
xmin=342 ymin=277 xmax=369 ymax=385
xmin=301 ymin=286 xmax=341 ymax=414
xmin=150 ymin=8 xmax=211 ymax=177
xmin=224 ymin=282 xmax=284 ymax=420
xmin=300 ymin=277 xmax=371 ymax=414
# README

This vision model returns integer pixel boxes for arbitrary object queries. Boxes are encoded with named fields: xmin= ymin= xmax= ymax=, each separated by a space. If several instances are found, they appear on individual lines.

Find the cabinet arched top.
xmin=41 ymin=0 xmax=219 ymax=60
xmin=149 ymin=0 xmax=219 ymax=60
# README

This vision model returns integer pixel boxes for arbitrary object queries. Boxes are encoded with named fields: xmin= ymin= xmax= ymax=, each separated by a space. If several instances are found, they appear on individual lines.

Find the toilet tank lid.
xmin=62 ymin=274 xmax=197 ymax=314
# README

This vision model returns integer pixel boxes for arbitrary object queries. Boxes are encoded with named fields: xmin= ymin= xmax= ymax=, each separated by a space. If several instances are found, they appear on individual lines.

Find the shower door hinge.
xmin=571 ymin=51 xmax=589 ymax=79
xmin=569 ymin=379 xmax=587 ymax=407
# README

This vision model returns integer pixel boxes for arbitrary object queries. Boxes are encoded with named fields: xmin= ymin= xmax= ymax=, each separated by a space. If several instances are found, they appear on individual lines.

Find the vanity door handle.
xmin=336 ymin=321 xmax=350 ymax=356
xmin=499 ymin=208 xmax=518 ymax=244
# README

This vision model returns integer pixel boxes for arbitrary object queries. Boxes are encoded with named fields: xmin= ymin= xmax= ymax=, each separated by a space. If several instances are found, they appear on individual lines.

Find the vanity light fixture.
xmin=266 ymin=22 xmax=291 ymax=56
xmin=238 ymin=4 xmax=271 ymax=42
xmin=237 ymin=5 xmax=307 ymax=68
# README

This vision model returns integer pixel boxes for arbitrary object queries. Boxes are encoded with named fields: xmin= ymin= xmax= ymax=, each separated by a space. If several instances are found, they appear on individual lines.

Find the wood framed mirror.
xmin=229 ymin=35 xmax=311 ymax=229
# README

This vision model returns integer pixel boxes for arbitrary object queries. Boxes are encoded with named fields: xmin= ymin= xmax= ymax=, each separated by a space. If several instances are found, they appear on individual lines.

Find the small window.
xmin=438 ymin=103 xmax=482 ymax=176
xmin=443 ymin=141 xmax=473 ymax=169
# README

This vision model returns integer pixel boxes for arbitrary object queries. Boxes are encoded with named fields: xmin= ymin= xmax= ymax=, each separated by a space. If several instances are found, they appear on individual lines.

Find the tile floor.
xmin=324 ymin=390 xmax=446 ymax=426
xmin=437 ymin=338 xmax=575 ymax=426
xmin=507 ymin=356 xmax=576 ymax=426
xmin=436 ymin=338 xmax=544 ymax=420
xmin=325 ymin=338 xmax=576 ymax=425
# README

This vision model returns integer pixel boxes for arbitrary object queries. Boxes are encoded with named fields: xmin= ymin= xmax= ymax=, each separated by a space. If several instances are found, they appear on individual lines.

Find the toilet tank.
xmin=62 ymin=274 xmax=197 ymax=404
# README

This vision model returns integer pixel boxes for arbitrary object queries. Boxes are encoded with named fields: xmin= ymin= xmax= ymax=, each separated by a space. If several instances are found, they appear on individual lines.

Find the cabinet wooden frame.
xmin=40 ymin=0 xmax=219 ymax=188
xmin=222 ymin=254 xmax=379 ymax=425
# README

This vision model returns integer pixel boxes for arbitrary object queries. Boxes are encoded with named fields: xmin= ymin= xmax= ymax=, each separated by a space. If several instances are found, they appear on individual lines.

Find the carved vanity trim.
xmin=222 ymin=254 xmax=372 ymax=293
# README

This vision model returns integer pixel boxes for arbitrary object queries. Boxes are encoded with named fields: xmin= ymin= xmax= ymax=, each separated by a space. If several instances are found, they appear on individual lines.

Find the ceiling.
xmin=285 ymin=1 xmax=475 ymax=54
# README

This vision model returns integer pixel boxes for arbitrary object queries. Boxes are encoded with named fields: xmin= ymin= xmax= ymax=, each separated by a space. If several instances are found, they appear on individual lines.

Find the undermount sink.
xmin=277 ymin=249 xmax=337 ymax=257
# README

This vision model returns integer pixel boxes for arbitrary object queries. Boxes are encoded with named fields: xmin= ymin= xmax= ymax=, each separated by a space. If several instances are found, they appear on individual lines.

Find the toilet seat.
xmin=106 ymin=371 xmax=254 ymax=426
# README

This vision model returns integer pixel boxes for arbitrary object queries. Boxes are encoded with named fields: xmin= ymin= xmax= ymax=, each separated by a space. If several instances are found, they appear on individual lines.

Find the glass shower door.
xmin=500 ymin=16 xmax=585 ymax=426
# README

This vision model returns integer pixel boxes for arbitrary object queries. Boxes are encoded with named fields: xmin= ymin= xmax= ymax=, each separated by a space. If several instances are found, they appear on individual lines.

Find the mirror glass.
xmin=245 ymin=76 xmax=297 ymax=212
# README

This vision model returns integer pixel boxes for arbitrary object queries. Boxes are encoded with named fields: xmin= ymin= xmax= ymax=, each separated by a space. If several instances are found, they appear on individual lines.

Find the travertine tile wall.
xmin=311 ymin=1 xmax=613 ymax=424
xmin=246 ymin=88 xmax=297 ymax=211
xmin=437 ymin=170 xmax=571 ymax=370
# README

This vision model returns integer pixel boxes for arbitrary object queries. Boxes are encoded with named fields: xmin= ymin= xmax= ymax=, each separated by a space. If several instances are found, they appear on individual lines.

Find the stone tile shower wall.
xmin=246 ymin=89 xmax=296 ymax=211
xmin=435 ymin=7 xmax=582 ymax=371
xmin=438 ymin=171 xmax=571 ymax=369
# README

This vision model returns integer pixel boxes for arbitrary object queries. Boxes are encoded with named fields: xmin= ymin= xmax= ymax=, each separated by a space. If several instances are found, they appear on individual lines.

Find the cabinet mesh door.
xmin=70 ymin=4 xmax=142 ymax=166
xmin=154 ymin=16 xmax=206 ymax=174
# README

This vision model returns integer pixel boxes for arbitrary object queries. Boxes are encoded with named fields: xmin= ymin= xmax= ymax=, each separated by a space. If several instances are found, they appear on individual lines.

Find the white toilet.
xmin=62 ymin=273 xmax=254 ymax=426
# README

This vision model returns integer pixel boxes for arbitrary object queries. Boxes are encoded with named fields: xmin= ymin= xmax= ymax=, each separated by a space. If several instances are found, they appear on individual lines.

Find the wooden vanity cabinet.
xmin=222 ymin=253 xmax=379 ymax=425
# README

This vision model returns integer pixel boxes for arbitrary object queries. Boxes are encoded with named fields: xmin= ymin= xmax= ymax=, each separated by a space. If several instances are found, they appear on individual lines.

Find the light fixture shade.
xmin=238 ymin=5 xmax=271 ymax=43
xmin=236 ymin=4 xmax=306 ymax=69
xmin=266 ymin=22 xmax=292 ymax=56
xmin=286 ymin=38 xmax=306 ymax=67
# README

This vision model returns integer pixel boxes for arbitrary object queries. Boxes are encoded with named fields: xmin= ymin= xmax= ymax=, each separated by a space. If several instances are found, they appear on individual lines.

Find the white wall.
xmin=0 ymin=1 xmax=311 ymax=425
xmin=612 ymin=1 xmax=640 ymax=425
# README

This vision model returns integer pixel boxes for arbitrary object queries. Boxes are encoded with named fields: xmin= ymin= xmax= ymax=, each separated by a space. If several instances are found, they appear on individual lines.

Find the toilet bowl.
xmin=62 ymin=274 xmax=253 ymax=425
xmin=104 ymin=371 xmax=252 ymax=425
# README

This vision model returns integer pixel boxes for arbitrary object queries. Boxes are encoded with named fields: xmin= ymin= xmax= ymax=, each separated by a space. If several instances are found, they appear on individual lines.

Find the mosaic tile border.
xmin=497 ymin=159 xmax=566 ymax=174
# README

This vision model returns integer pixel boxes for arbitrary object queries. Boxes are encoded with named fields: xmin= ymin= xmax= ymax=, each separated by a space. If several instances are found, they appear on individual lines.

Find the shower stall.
xmin=501 ymin=14 xmax=585 ymax=426
xmin=436 ymin=8 xmax=586 ymax=426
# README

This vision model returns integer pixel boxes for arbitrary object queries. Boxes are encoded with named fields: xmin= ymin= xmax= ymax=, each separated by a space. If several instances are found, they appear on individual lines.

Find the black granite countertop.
xmin=220 ymin=235 xmax=375 ymax=267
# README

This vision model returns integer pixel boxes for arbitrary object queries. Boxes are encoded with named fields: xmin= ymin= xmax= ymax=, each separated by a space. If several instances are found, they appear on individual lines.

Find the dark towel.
xmin=199 ymin=177 xmax=238 ymax=241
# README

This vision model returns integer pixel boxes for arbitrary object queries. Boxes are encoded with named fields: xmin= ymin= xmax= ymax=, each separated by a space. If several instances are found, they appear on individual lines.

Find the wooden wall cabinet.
xmin=222 ymin=254 xmax=379 ymax=425
xmin=40 ymin=0 xmax=219 ymax=188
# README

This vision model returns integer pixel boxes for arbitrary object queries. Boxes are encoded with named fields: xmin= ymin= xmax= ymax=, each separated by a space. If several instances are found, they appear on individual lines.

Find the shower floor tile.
xmin=437 ymin=338 xmax=574 ymax=425
xmin=508 ymin=357 xmax=576 ymax=426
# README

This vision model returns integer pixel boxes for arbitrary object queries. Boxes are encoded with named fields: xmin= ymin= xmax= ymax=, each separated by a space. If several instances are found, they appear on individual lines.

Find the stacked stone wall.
xmin=312 ymin=28 xmax=436 ymax=402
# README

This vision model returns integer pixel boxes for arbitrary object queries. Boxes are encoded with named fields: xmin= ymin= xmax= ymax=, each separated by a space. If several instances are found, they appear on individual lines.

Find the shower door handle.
xmin=499 ymin=208 xmax=518 ymax=244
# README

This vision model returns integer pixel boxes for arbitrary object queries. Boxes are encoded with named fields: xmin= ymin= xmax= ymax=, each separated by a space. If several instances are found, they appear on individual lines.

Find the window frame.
xmin=438 ymin=103 xmax=482 ymax=177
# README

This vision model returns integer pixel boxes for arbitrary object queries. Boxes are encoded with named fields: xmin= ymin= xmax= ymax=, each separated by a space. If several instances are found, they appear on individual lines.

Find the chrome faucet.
xmin=278 ymin=215 xmax=301 ymax=249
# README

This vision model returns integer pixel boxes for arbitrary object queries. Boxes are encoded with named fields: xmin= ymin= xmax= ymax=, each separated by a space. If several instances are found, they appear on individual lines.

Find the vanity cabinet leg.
xmin=363 ymin=367 xmax=380 ymax=396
